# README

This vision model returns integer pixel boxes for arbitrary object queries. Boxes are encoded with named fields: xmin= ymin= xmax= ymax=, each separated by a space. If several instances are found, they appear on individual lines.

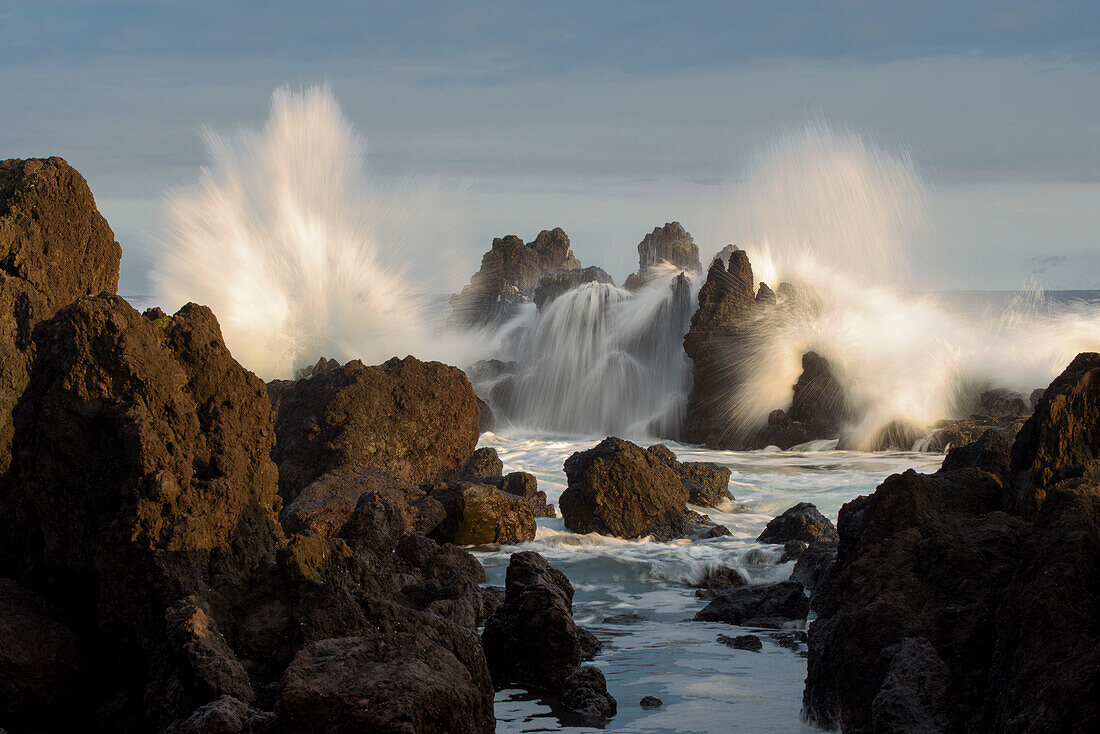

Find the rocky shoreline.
xmin=1 ymin=158 xmax=1096 ymax=733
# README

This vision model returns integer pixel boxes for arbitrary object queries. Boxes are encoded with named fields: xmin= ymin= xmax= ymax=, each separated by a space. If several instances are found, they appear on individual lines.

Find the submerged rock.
xmin=717 ymin=633 xmax=762 ymax=652
xmin=561 ymin=665 xmax=617 ymax=725
xmin=639 ymin=695 xmax=664 ymax=708
xmin=693 ymin=581 xmax=809 ymax=628
xmin=560 ymin=437 xmax=691 ymax=540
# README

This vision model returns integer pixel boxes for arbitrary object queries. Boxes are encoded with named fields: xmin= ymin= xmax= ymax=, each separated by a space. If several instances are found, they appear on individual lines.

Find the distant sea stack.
xmin=623 ymin=221 xmax=701 ymax=290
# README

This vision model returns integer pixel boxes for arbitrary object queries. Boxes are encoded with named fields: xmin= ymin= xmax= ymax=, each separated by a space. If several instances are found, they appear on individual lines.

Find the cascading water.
xmin=485 ymin=270 xmax=698 ymax=438
xmin=153 ymin=85 xmax=436 ymax=380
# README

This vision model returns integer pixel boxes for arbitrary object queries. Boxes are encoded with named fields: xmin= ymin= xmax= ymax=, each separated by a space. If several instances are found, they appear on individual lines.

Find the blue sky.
xmin=3 ymin=1 xmax=1099 ymax=291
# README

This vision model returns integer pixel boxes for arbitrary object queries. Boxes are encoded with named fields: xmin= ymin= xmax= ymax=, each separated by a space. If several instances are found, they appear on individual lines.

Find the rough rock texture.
xmin=757 ymin=503 xmax=839 ymax=545
xmin=926 ymin=416 xmax=1025 ymax=454
xmin=0 ymin=579 xmax=79 ymax=723
xmin=561 ymin=665 xmax=617 ymax=725
xmin=784 ymin=352 xmax=853 ymax=441
xmin=533 ymin=266 xmax=613 ymax=310
xmin=276 ymin=633 xmax=494 ymax=734
xmin=693 ymin=581 xmax=809 ymax=628
xmin=460 ymin=447 xmax=504 ymax=480
xmin=976 ymin=388 xmax=1027 ymax=417
xmin=481 ymin=551 xmax=582 ymax=690
xmin=560 ymin=437 xmax=691 ymax=540
xmin=939 ymin=428 xmax=1014 ymax=482
xmin=636 ymin=222 xmax=701 ymax=274
xmin=450 ymin=228 xmax=581 ymax=328
xmin=682 ymin=250 xmax=759 ymax=446
xmin=647 ymin=444 xmax=733 ymax=507
xmin=803 ymin=354 xmax=1100 ymax=734
xmin=431 ymin=481 xmax=537 ymax=546
xmin=271 ymin=356 xmax=480 ymax=500
xmin=0 ymin=157 xmax=122 ymax=474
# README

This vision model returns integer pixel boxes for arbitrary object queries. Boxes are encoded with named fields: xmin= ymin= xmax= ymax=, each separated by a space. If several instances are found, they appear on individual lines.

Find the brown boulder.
xmin=560 ymin=437 xmax=690 ymax=540
xmin=757 ymin=502 xmax=839 ymax=545
xmin=271 ymin=356 xmax=480 ymax=501
xmin=431 ymin=481 xmax=537 ymax=545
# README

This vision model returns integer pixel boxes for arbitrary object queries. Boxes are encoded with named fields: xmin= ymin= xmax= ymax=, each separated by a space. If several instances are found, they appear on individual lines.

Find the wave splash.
xmin=154 ymin=85 xmax=432 ymax=380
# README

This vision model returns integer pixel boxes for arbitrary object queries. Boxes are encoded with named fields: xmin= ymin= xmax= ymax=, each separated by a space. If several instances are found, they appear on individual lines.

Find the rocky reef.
xmin=803 ymin=353 xmax=1100 ymax=733
xmin=623 ymin=221 xmax=701 ymax=290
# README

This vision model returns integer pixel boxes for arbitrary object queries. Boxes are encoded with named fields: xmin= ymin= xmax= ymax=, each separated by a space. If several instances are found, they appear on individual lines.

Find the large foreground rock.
xmin=271 ymin=356 xmax=480 ymax=500
xmin=450 ymin=228 xmax=581 ymax=327
xmin=276 ymin=633 xmax=494 ymax=734
xmin=803 ymin=353 xmax=1100 ymax=733
xmin=0 ymin=157 xmax=121 ymax=474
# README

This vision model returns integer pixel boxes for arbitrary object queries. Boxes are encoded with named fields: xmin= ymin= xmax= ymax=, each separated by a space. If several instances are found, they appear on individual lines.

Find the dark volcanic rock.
xmin=279 ymin=467 xmax=436 ymax=538
xmin=494 ymin=470 xmax=554 ymax=518
xmin=275 ymin=633 xmax=494 ymax=734
xmin=0 ymin=579 xmax=80 ymax=723
xmin=481 ymin=551 xmax=581 ymax=691
xmin=693 ymin=581 xmax=809 ymax=628
xmin=786 ymin=351 xmax=852 ymax=440
xmin=692 ymin=566 xmax=746 ymax=596
xmin=717 ymin=633 xmax=762 ymax=652
xmin=939 ymin=428 xmax=1013 ymax=481
xmin=0 ymin=157 xmax=122 ymax=474
xmin=977 ymin=388 xmax=1028 ymax=417
xmin=757 ymin=503 xmax=839 ymax=545
xmin=637 ymin=222 xmax=701 ymax=274
xmin=639 ymin=695 xmax=664 ymax=708
xmin=450 ymin=228 xmax=581 ymax=328
xmin=271 ymin=356 xmax=480 ymax=501
xmin=646 ymin=444 xmax=734 ymax=507
xmin=431 ymin=481 xmax=537 ymax=546
xmin=804 ymin=357 xmax=1100 ymax=733
xmin=561 ymin=665 xmax=617 ymax=725
xmin=682 ymin=250 xmax=758 ymax=446
xmin=560 ymin=437 xmax=691 ymax=540
xmin=460 ymin=447 xmax=504 ymax=480
xmin=534 ymin=266 xmax=613 ymax=310
xmin=927 ymin=416 xmax=1025 ymax=454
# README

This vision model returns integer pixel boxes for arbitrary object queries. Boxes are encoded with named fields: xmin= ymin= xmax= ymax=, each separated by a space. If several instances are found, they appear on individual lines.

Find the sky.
xmin=2 ymin=0 xmax=1099 ymax=293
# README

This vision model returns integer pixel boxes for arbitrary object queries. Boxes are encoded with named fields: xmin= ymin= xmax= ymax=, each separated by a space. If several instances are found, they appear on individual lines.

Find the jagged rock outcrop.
xmin=803 ymin=353 xmax=1100 ymax=733
xmin=533 ymin=266 xmax=614 ymax=309
xmin=0 ymin=157 xmax=122 ymax=474
xmin=624 ymin=222 xmax=701 ymax=290
xmin=482 ymin=551 xmax=615 ymax=724
xmin=450 ymin=228 xmax=581 ymax=327
xmin=682 ymin=250 xmax=759 ymax=446
xmin=270 ymin=356 xmax=480 ymax=501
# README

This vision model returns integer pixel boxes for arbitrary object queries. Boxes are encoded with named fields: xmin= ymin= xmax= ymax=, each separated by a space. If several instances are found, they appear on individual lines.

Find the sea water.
xmin=474 ymin=432 xmax=944 ymax=733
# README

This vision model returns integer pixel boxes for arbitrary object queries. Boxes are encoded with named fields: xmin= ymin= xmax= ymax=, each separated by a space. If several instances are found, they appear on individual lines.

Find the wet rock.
xmin=770 ymin=630 xmax=808 ymax=652
xmin=271 ymin=356 xmax=480 ymax=501
xmin=755 ymin=282 xmax=777 ymax=305
xmin=460 ymin=447 xmax=504 ymax=480
xmin=639 ymin=222 xmax=701 ymax=273
xmin=577 ymin=627 xmax=602 ymax=660
xmin=481 ymin=551 xmax=581 ymax=690
xmin=561 ymin=665 xmax=617 ymax=725
xmin=639 ymin=695 xmax=664 ymax=708
xmin=926 ymin=416 xmax=1025 ymax=454
xmin=717 ymin=633 xmax=762 ymax=652
xmin=692 ymin=566 xmax=746 ymax=595
xmin=450 ymin=228 xmax=581 ymax=328
xmin=0 ymin=579 xmax=79 ymax=722
xmin=693 ymin=581 xmax=809 ymax=628
xmin=845 ymin=419 xmax=925 ymax=451
xmin=560 ymin=437 xmax=691 ymax=540
xmin=534 ymin=266 xmax=614 ymax=309
xmin=786 ymin=351 xmax=855 ymax=441
xmin=0 ymin=157 xmax=122 ymax=474
xmin=869 ymin=637 xmax=951 ymax=734
xmin=646 ymin=444 xmax=734 ymax=507
xmin=494 ymin=470 xmax=555 ymax=518
xmin=275 ymin=633 xmax=494 ymax=734
xmin=780 ymin=539 xmax=809 ymax=562
xmin=1029 ymin=387 xmax=1045 ymax=411
xmin=431 ymin=482 xmax=537 ymax=546
xmin=757 ymin=502 xmax=839 ymax=545
xmin=682 ymin=250 xmax=757 ymax=446
xmin=791 ymin=544 xmax=838 ymax=603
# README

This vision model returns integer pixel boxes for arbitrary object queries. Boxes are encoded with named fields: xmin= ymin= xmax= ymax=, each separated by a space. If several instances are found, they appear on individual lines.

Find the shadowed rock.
xmin=693 ymin=581 xmax=809 ymax=628
xmin=534 ymin=266 xmax=614 ymax=309
xmin=757 ymin=503 xmax=839 ymax=545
